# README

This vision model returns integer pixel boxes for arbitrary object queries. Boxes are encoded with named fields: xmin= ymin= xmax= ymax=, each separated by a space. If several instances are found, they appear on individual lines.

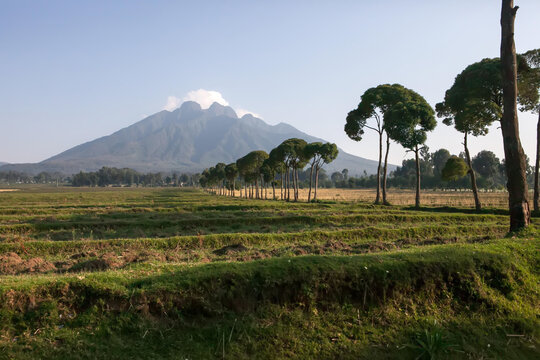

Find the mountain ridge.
xmin=0 ymin=102 xmax=394 ymax=176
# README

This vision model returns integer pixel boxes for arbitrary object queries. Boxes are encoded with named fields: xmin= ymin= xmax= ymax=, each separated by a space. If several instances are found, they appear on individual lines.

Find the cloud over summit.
xmin=163 ymin=89 xmax=261 ymax=118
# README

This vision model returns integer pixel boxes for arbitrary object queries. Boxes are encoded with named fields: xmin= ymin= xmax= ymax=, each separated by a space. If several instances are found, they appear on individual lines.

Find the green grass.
xmin=0 ymin=187 xmax=538 ymax=359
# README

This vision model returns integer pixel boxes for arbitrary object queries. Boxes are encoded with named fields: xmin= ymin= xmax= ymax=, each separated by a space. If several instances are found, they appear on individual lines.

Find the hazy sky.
xmin=1 ymin=0 xmax=539 ymax=166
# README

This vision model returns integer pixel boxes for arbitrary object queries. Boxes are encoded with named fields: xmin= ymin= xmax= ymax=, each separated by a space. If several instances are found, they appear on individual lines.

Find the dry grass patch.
xmin=295 ymin=188 xmax=510 ymax=207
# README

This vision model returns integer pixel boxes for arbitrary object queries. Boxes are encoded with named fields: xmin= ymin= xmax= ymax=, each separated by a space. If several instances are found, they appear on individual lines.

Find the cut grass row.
xmin=0 ymin=213 xmax=510 ymax=234
xmin=0 ymin=224 xmax=511 ymax=257
xmin=1 ymin=239 xmax=538 ymax=359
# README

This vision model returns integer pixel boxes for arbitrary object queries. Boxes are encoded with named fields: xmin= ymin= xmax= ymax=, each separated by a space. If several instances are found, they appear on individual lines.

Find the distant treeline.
xmin=0 ymin=147 xmax=530 ymax=190
xmin=71 ymin=167 xmax=201 ymax=187
xmin=329 ymin=148 xmax=531 ymax=191
xmin=0 ymin=171 xmax=67 ymax=185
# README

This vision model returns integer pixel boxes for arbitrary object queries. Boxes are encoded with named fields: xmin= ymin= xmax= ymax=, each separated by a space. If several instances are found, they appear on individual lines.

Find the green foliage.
xmin=304 ymin=142 xmax=338 ymax=170
xmin=345 ymin=84 xmax=411 ymax=141
xmin=437 ymin=55 xmax=540 ymax=134
xmin=277 ymin=138 xmax=309 ymax=169
xmin=236 ymin=150 xmax=269 ymax=183
xmin=442 ymin=156 xmax=468 ymax=181
xmin=405 ymin=328 xmax=457 ymax=360
xmin=384 ymin=88 xmax=436 ymax=150
xmin=517 ymin=49 xmax=540 ymax=113
xmin=224 ymin=163 xmax=238 ymax=183
xmin=432 ymin=149 xmax=451 ymax=176
xmin=472 ymin=150 xmax=500 ymax=179
xmin=1 ymin=188 xmax=539 ymax=359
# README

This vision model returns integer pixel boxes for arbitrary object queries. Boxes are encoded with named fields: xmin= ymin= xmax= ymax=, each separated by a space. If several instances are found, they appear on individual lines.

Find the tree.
xmin=276 ymin=139 xmax=308 ymax=201
xmin=304 ymin=142 xmax=338 ymax=202
xmin=520 ymin=49 xmax=540 ymax=211
xmin=180 ymin=173 xmax=189 ymax=185
xmin=224 ymin=163 xmax=238 ymax=197
xmin=441 ymin=156 xmax=469 ymax=181
xmin=345 ymin=84 xmax=409 ymax=204
xmin=331 ymin=172 xmax=344 ymax=183
xmin=304 ymin=142 xmax=322 ymax=202
xmin=432 ymin=149 xmax=451 ymax=178
xmin=436 ymin=52 xmax=539 ymax=211
xmin=306 ymin=142 xmax=338 ymax=201
xmin=385 ymin=88 xmax=437 ymax=208
xmin=262 ymin=154 xmax=286 ymax=201
xmin=436 ymin=98 xmax=498 ymax=211
xmin=501 ymin=0 xmax=530 ymax=230
xmin=236 ymin=155 xmax=251 ymax=198
xmin=237 ymin=151 xmax=268 ymax=199
xmin=268 ymin=147 xmax=286 ymax=200
xmin=214 ymin=163 xmax=226 ymax=195
xmin=472 ymin=150 xmax=501 ymax=187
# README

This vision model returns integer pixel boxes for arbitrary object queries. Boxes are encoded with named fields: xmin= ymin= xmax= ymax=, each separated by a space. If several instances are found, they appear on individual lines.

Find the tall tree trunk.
xmin=308 ymin=163 xmax=314 ymax=202
xmin=375 ymin=131 xmax=382 ymax=204
xmin=464 ymin=133 xmax=482 ymax=211
xmin=287 ymin=167 xmax=291 ymax=201
xmin=295 ymin=167 xmax=299 ymax=201
xmin=280 ymin=172 xmax=283 ymax=200
xmin=382 ymin=134 xmax=390 ymax=205
xmin=414 ymin=145 xmax=421 ymax=209
xmin=232 ymin=179 xmax=235 ymax=197
xmin=534 ymin=112 xmax=540 ymax=212
xmin=314 ymin=167 xmax=319 ymax=201
xmin=255 ymin=178 xmax=259 ymax=199
xmin=272 ymin=182 xmax=276 ymax=200
xmin=500 ymin=0 xmax=530 ymax=230
xmin=292 ymin=167 xmax=297 ymax=201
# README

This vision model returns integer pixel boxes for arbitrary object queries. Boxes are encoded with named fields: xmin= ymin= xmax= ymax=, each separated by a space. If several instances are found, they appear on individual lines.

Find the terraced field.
xmin=0 ymin=187 xmax=539 ymax=359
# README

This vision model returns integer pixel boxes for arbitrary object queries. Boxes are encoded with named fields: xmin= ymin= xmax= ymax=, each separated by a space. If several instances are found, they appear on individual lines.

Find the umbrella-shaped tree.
xmin=385 ymin=89 xmax=437 ymax=208
xmin=276 ymin=138 xmax=308 ymax=201
xmin=345 ymin=84 xmax=410 ymax=204
xmin=304 ymin=142 xmax=338 ymax=202
xmin=224 ymin=163 xmax=238 ymax=197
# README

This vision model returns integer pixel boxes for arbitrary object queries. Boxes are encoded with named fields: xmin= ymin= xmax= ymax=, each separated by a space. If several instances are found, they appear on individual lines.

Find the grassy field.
xmin=0 ymin=187 xmax=538 ymax=359
xmin=296 ymin=188 xmax=511 ymax=208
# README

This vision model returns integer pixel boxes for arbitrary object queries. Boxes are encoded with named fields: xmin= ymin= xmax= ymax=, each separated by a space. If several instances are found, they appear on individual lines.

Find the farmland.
xmin=0 ymin=186 xmax=539 ymax=359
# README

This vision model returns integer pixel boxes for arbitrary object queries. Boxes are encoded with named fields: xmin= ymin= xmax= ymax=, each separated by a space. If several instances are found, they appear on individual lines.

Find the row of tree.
xmin=1 ymin=149 xmax=516 ymax=191
xmin=329 ymin=148 xmax=521 ymax=191
xmin=345 ymin=46 xmax=539 ymax=224
xmin=199 ymin=139 xmax=338 ymax=202
xmin=345 ymin=84 xmax=437 ymax=207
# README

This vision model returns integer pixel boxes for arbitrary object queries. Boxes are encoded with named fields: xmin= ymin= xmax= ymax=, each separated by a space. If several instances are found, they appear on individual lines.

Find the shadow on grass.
xmin=402 ymin=205 xmax=510 ymax=216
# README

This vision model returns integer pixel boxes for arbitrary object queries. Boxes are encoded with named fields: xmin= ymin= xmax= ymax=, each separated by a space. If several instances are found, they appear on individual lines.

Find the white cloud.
xmin=236 ymin=108 xmax=263 ymax=119
xmin=163 ymin=89 xmax=263 ymax=119
xmin=163 ymin=96 xmax=181 ymax=111
xmin=182 ymin=89 xmax=229 ymax=109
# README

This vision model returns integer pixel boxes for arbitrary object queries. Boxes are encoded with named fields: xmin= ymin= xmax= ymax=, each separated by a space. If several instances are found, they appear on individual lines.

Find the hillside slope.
xmin=0 ymin=102 xmax=391 ymax=175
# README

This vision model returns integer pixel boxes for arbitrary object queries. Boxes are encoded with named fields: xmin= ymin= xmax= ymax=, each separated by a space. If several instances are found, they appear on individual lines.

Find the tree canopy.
xmin=436 ymin=57 xmax=540 ymax=133
xmin=384 ymin=90 xmax=436 ymax=149
xmin=442 ymin=156 xmax=469 ymax=181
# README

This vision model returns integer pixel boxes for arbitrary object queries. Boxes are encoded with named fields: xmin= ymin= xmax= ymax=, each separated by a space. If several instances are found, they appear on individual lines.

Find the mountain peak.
xmin=0 ymin=104 xmax=388 ymax=176
xmin=207 ymin=102 xmax=238 ymax=118
xmin=177 ymin=101 xmax=202 ymax=114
